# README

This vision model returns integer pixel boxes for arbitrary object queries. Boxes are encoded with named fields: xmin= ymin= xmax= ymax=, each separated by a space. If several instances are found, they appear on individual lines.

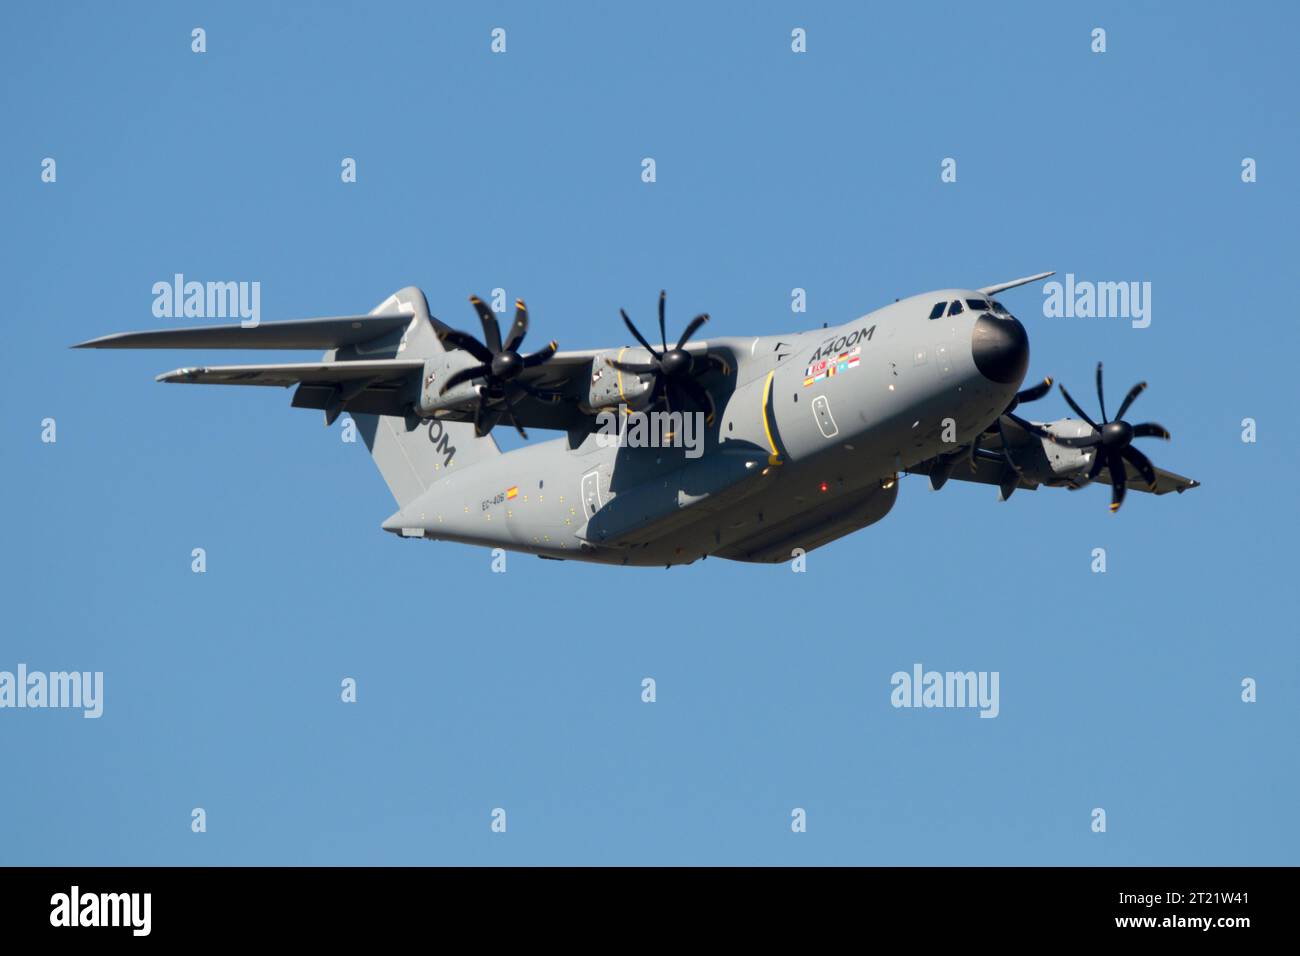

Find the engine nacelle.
xmin=414 ymin=353 xmax=483 ymax=417
xmin=1013 ymin=418 xmax=1099 ymax=485
xmin=587 ymin=349 xmax=654 ymax=411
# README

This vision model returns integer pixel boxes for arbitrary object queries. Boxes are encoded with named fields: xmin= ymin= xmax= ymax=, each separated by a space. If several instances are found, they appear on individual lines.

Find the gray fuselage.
xmin=383 ymin=289 xmax=1025 ymax=566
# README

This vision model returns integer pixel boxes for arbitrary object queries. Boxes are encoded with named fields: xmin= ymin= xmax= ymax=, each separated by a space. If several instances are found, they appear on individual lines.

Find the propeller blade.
xmin=621 ymin=309 xmax=660 ymax=358
xmin=473 ymin=404 xmax=503 ymax=438
xmin=502 ymin=388 xmax=529 ymax=440
xmin=1016 ymin=377 xmax=1054 ymax=404
xmin=1050 ymin=432 xmax=1102 ymax=449
xmin=1058 ymin=383 xmax=1099 ymax=429
xmin=1096 ymin=362 xmax=1108 ymax=423
xmin=1114 ymin=381 xmax=1147 ymax=421
xmin=1107 ymin=452 xmax=1128 ymax=512
xmin=929 ymin=459 xmax=954 ymax=491
xmin=522 ymin=340 xmax=558 ymax=367
xmin=517 ymin=382 xmax=564 ymax=404
xmin=678 ymin=376 xmax=716 ymax=425
xmin=469 ymin=296 xmax=503 ymax=353
xmin=703 ymin=353 xmax=732 ymax=377
xmin=996 ymin=416 xmax=1022 ymax=474
xmin=440 ymin=363 xmax=490 ymax=394
xmin=658 ymin=290 xmax=667 ymax=354
xmin=1005 ymin=411 xmax=1056 ymax=441
xmin=441 ymin=329 xmax=494 ymax=364
xmin=1120 ymin=445 xmax=1157 ymax=488
xmin=676 ymin=313 xmax=710 ymax=350
xmin=606 ymin=358 xmax=657 ymax=374
xmin=647 ymin=377 xmax=667 ymax=413
xmin=1087 ymin=450 xmax=1107 ymax=480
xmin=502 ymin=299 xmax=529 ymax=353
xmin=1132 ymin=422 xmax=1171 ymax=440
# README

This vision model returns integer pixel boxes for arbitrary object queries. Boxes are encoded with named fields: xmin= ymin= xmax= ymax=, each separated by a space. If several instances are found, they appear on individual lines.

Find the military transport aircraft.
xmin=76 ymin=272 xmax=1198 ymax=567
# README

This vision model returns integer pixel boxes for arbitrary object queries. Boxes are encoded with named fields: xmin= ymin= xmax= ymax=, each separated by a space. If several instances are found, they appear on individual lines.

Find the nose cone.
xmin=971 ymin=314 xmax=1029 ymax=384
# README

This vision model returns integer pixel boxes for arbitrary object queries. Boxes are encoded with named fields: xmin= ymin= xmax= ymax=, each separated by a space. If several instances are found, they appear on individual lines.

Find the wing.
xmin=156 ymin=359 xmax=423 ymax=422
xmin=513 ymin=348 xmax=606 ymax=396
xmin=155 ymin=359 xmax=423 ymax=387
xmin=73 ymin=314 xmax=414 ymax=350
xmin=423 ymin=346 xmax=610 ymax=434
xmin=1123 ymin=461 xmax=1199 ymax=494
xmin=79 ymin=306 xmax=726 ymax=435
xmin=907 ymin=418 xmax=1199 ymax=496
xmin=430 ymin=342 xmax=722 ymax=435
xmin=506 ymin=342 xmax=717 ymax=393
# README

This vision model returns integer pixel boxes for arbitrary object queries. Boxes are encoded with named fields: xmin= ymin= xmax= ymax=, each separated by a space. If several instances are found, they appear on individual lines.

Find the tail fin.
xmin=346 ymin=287 xmax=499 ymax=508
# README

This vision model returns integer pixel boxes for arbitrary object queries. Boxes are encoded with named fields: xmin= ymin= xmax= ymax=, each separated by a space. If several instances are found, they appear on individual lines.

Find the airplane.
xmin=75 ymin=272 xmax=1199 ymax=567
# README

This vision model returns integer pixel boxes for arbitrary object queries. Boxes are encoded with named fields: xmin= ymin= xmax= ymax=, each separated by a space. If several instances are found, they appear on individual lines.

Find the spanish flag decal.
xmin=506 ymin=486 xmax=518 ymax=500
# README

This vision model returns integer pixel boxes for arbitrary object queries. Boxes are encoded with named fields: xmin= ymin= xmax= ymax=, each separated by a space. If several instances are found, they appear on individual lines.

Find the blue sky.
xmin=2 ymin=1 xmax=1296 ymax=865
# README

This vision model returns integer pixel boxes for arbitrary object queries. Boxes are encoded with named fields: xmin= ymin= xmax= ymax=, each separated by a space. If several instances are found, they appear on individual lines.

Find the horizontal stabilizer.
xmin=73 ymin=314 xmax=415 ymax=350
xmin=156 ymin=359 xmax=424 ymax=387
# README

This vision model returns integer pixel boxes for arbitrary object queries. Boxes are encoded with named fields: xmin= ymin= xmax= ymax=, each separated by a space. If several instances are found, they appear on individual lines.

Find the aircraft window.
xmin=991 ymin=300 xmax=1009 ymax=315
xmin=928 ymin=302 xmax=946 ymax=320
xmin=966 ymin=299 xmax=992 ymax=311
xmin=947 ymin=300 xmax=964 ymax=316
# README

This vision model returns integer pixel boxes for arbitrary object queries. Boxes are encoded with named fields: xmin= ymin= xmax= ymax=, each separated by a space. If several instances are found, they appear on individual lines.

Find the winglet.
xmin=979 ymin=271 xmax=1055 ymax=296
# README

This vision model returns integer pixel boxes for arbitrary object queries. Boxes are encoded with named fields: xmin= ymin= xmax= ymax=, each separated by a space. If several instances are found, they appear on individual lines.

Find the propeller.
xmin=1051 ymin=362 xmax=1171 ymax=513
xmin=966 ymin=376 xmax=1056 ymax=477
xmin=605 ymin=290 xmax=729 ymax=424
xmin=439 ymin=296 xmax=562 ymax=439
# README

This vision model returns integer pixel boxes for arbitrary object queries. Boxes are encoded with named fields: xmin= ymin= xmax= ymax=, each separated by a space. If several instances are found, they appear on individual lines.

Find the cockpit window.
xmin=991 ymin=300 xmax=1009 ymax=315
xmin=928 ymin=301 xmax=946 ymax=320
xmin=966 ymin=298 xmax=992 ymax=311
xmin=947 ymin=300 xmax=964 ymax=316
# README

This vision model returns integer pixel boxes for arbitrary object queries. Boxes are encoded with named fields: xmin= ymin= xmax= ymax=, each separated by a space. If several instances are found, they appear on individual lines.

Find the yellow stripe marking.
xmin=616 ymin=346 xmax=629 ymax=411
xmin=760 ymin=370 xmax=782 ymax=465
